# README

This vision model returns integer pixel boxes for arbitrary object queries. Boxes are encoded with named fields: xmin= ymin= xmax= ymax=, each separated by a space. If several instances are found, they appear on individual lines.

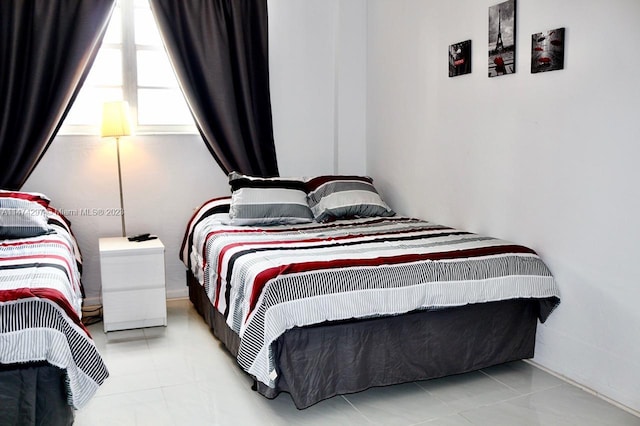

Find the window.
xmin=61 ymin=0 xmax=196 ymax=135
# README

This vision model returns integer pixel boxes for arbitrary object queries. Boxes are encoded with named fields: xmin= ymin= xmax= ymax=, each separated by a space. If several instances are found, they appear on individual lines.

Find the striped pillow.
xmin=0 ymin=189 xmax=51 ymax=207
xmin=227 ymin=172 xmax=314 ymax=225
xmin=306 ymin=175 xmax=395 ymax=222
xmin=0 ymin=197 xmax=53 ymax=239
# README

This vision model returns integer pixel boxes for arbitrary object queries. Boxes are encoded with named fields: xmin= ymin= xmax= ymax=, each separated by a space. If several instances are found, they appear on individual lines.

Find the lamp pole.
xmin=115 ymin=136 xmax=126 ymax=237
xmin=101 ymin=100 xmax=132 ymax=238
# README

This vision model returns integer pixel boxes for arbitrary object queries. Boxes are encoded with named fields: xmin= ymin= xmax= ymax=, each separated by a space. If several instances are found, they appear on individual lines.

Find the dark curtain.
xmin=149 ymin=0 xmax=279 ymax=177
xmin=0 ymin=0 xmax=116 ymax=190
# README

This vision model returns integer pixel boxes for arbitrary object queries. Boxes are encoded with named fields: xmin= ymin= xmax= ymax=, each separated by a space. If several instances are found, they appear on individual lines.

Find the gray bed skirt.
xmin=187 ymin=271 xmax=542 ymax=409
xmin=0 ymin=362 xmax=74 ymax=425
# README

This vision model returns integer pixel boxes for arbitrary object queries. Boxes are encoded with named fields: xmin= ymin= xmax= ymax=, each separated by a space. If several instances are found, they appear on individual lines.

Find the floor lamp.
xmin=101 ymin=101 xmax=133 ymax=238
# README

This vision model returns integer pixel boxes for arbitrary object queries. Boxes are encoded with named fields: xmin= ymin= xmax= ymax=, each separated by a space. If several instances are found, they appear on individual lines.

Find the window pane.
xmin=134 ymin=3 xmax=163 ymax=46
xmin=137 ymin=88 xmax=193 ymax=125
xmin=59 ymin=0 xmax=196 ymax=134
xmin=137 ymin=50 xmax=177 ymax=87
xmin=64 ymin=87 xmax=124 ymax=126
xmin=86 ymin=48 xmax=123 ymax=86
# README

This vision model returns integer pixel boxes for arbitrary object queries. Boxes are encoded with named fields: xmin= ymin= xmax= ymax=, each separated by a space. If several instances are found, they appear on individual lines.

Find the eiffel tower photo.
xmin=488 ymin=0 xmax=516 ymax=77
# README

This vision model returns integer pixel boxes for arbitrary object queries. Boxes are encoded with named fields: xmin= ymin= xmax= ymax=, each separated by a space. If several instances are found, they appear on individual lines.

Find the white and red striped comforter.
xmin=182 ymin=198 xmax=560 ymax=388
xmin=0 ymin=210 xmax=108 ymax=409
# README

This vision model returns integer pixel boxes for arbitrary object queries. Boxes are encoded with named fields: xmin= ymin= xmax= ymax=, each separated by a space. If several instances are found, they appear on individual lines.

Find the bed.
xmin=0 ymin=190 xmax=109 ymax=425
xmin=180 ymin=174 xmax=561 ymax=409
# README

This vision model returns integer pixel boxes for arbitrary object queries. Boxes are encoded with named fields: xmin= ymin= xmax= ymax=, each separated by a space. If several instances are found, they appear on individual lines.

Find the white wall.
xmin=23 ymin=0 xmax=366 ymax=303
xmin=367 ymin=0 xmax=640 ymax=413
xmin=268 ymin=0 xmax=367 ymax=176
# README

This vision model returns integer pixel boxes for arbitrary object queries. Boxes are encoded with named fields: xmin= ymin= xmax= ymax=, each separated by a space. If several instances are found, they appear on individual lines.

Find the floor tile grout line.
xmin=478 ymin=368 xmax=570 ymax=408
xmin=523 ymin=359 xmax=640 ymax=419
xmin=477 ymin=368 xmax=563 ymax=397
xmin=341 ymin=394 xmax=378 ymax=424
xmin=413 ymin=379 xmax=497 ymax=422
xmin=414 ymin=369 xmax=565 ymax=418
xmin=414 ymin=379 xmax=463 ymax=413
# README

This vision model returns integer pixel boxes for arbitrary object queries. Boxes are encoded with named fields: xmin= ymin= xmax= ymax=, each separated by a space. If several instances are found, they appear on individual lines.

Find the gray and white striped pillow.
xmin=0 ymin=189 xmax=51 ymax=207
xmin=0 ymin=197 xmax=53 ymax=239
xmin=227 ymin=172 xmax=314 ymax=225
xmin=306 ymin=175 xmax=395 ymax=222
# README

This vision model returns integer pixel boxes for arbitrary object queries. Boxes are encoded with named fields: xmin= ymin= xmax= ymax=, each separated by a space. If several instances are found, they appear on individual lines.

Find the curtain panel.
xmin=0 ymin=0 xmax=116 ymax=190
xmin=149 ymin=0 xmax=279 ymax=177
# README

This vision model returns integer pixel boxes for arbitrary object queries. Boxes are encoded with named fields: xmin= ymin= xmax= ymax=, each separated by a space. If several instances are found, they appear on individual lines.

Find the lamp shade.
xmin=101 ymin=101 xmax=133 ymax=138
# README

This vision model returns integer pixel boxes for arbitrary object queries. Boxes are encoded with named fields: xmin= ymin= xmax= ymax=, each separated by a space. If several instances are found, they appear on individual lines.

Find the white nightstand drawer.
xmin=100 ymin=252 xmax=164 ymax=291
xmin=103 ymin=288 xmax=167 ymax=332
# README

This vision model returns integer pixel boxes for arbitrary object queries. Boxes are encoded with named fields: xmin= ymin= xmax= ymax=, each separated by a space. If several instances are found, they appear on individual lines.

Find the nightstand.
xmin=99 ymin=236 xmax=167 ymax=332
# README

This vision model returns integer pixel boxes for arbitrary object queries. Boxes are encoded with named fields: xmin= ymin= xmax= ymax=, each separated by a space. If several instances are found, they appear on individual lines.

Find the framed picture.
xmin=449 ymin=40 xmax=472 ymax=77
xmin=531 ymin=28 xmax=565 ymax=73
xmin=488 ymin=0 xmax=516 ymax=77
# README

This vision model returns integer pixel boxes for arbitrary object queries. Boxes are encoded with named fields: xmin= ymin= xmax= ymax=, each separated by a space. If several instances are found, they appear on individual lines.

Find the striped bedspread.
xmin=182 ymin=197 xmax=560 ymax=388
xmin=0 ymin=210 xmax=108 ymax=409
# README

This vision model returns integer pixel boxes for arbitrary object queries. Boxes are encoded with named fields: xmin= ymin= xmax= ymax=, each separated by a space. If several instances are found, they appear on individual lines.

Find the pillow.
xmin=305 ymin=175 xmax=395 ymax=222
xmin=227 ymin=172 xmax=314 ymax=225
xmin=0 ymin=189 xmax=51 ymax=207
xmin=0 ymin=198 xmax=53 ymax=239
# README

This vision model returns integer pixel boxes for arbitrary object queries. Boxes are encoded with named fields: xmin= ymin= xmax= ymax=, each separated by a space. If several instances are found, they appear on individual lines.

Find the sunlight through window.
xmin=61 ymin=0 xmax=195 ymax=135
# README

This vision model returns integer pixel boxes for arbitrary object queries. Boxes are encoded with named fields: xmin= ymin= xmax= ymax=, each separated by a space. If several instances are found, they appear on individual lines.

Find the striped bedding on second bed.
xmin=0 ymin=209 xmax=109 ymax=409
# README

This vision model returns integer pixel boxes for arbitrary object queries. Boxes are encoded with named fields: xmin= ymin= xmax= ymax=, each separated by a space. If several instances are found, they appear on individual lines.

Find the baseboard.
xmin=524 ymin=359 xmax=640 ymax=418
xmin=166 ymin=288 xmax=188 ymax=300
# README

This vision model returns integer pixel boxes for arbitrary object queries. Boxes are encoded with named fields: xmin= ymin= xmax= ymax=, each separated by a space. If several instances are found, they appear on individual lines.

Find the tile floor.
xmin=76 ymin=299 xmax=640 ymax=425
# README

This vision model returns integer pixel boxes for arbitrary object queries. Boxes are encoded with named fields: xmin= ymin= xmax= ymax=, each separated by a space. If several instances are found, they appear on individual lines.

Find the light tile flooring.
xmin=76 ymin=299 xmax=640 ymax=425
